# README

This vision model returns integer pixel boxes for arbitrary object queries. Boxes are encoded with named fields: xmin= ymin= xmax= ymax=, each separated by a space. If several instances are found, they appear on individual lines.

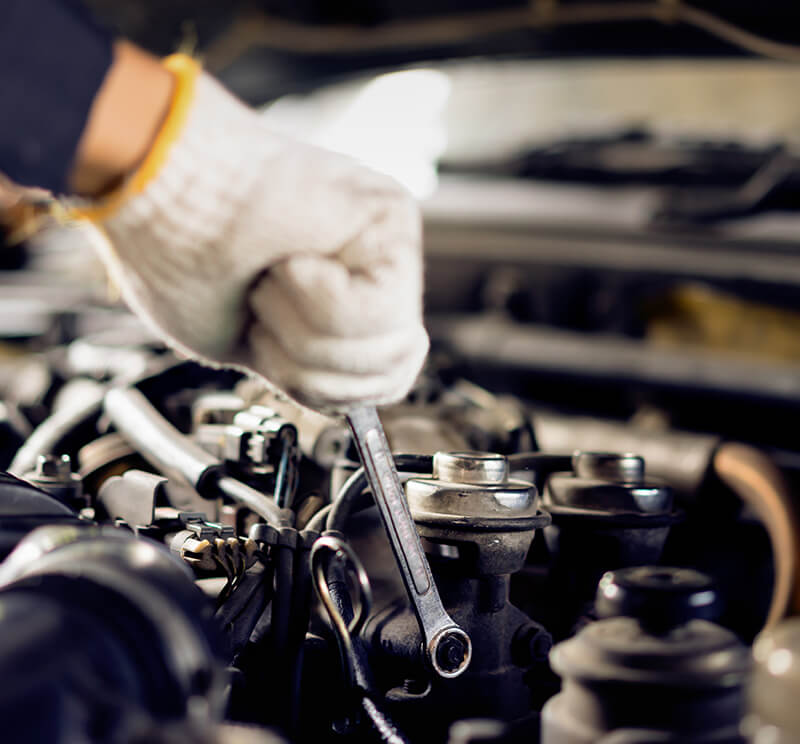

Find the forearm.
xmin=69 ymin=41 xmax=174 ymax=196
xmin=0 ymin=0 xmax=172 ymax=197
xmin=0 ymin=3 xmax=427 ymax=410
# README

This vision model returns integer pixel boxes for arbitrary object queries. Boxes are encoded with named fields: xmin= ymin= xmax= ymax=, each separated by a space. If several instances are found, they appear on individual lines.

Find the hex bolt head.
xmin=435 ymin=633 xmax=470 ymax=675
xmin=35 ymin=454 xmax=73 ymax=480
xmin=433 ymin=451 xmax=508 ymax=485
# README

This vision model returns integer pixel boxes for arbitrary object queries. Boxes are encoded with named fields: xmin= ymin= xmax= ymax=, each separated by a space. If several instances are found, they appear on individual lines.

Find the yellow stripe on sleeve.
xmin=70 ymin=54 xmax=201 ymax=223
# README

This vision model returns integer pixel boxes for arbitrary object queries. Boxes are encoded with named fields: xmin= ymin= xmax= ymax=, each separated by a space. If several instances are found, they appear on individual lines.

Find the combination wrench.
xmin=345 ymin=405 xmax=472 ymax=679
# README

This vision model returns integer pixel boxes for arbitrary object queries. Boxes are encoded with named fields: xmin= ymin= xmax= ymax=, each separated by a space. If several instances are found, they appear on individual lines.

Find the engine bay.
xmin=5 ymin=6 xmax=800 ymax=736
xmin=0 ymin=252 xmax=795 ymax=743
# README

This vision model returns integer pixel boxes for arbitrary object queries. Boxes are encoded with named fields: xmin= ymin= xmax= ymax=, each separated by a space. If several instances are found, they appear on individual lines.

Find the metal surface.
xmin=532 ymin=409 xmax=719 ymax=496
xmin=407 ymin=450 xmax=549 ymax=576
xmin=544 ymin=451 xmax=674 ymax=518
xmin=540 ymin=451 xmax=680 ymax=641
xmin=430 ymin=314 xmax=800 ymax=404
xmin=573 ymin=452 xmax=644 ymax=484
xmin=433 ymin=452 xmax=508 ymax=485
xmin=21 ymin=453 xmax=84 ymax=509
xmin=595 ymin=566 xmax=720 ymax=634
xmin=365 ymin=449 xmax=551 ymax=734
xmin=35 ymin=453 xmax=72 ymax=480
xmin=749 ymin=618 xmax=800 ymax=740
xmin=346 ymin=406 xmax=472 ymax=679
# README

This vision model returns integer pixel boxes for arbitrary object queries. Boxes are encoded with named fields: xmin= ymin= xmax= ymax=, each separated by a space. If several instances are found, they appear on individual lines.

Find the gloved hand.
xmin=82 ymin=57 xmax=428 ymax=412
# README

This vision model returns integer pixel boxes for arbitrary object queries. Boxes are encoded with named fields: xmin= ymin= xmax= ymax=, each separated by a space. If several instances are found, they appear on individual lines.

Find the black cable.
xmin=313 ymin=539 xmax=409 ymax=744
xmin=325 ymin=454 xmax=433 ymax=533
xmin=268 ymin=532 xmax=295 ymax=727
xmin=287 ymin=532 xmax=316 ymax=735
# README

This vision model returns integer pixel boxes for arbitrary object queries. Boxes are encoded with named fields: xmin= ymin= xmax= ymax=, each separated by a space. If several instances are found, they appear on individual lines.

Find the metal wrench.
xmin=345 ymin=405 xmax=472 ymax=679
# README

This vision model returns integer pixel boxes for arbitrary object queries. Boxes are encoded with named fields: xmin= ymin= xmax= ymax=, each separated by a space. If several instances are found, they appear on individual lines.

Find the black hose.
xmin=288 ymin=531 xmax=317 ymax=734
xmin=305 ymin=503 xmax=332 ymax=533
xmin=269 ymin=532 xmax=295 ymax=725
xmin=325 ymin=454 xmax=433 ymax=532
xmin=306 ymin=490 xmax=378 ymax=533
xmin=325 ymin=563 xmax=408 ymax=744
xmin=103 ymin=387 xmax=287 ymax=525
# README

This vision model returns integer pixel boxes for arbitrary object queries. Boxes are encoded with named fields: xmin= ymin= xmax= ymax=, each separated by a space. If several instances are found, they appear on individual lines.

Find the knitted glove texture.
xmin=95 ymin=72 xmax=429 ymax=411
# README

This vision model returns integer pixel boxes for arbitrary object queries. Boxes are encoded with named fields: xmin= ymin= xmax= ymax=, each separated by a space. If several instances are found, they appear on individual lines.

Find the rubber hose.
xmin=325 ymin=454 xmax=433 ymax=533
xmin=714 ymin=442 xmax=800 ymax=631
xmin=104 ymin=387 xmax=286 ymax=525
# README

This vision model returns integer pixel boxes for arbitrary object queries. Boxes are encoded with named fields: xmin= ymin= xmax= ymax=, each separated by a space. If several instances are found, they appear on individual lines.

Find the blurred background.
xmin=7 ymin=0 xmax=800 ymax=454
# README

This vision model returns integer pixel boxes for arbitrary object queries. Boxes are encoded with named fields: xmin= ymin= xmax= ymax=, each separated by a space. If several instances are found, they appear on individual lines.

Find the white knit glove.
xmin=88 ymin=66 xmax=428 ymax=412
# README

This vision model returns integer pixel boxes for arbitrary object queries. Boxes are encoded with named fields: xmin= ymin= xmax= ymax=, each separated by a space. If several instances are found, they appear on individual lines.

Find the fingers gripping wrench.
xmin=345 ymin=406 xmax=472 ymax=678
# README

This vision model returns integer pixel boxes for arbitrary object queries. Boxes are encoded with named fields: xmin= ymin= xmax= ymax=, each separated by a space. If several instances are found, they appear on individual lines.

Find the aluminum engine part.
xmin=532 ymin=409 xmax=720 ymax=496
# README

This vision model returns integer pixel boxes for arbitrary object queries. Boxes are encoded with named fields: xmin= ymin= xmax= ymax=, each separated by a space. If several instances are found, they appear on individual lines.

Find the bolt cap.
xmin=433 ymin=452 xmax=507 ymax=485
xmin=596 ymin=566 xmax=720 ymax=633
xmin=573 ymin=451 xmax=645 ymax=484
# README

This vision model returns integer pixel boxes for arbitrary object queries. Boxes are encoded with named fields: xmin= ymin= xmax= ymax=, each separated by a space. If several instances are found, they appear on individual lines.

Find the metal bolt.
xmin=35 ymin=454 xmax=72 ymax=480
xmin=434 ymin=633 xmax=470 ymax=675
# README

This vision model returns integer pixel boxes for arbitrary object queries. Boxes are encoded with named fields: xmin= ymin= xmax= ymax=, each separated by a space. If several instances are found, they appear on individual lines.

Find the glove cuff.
xmin=69 ymin=53 xmax=201 ymax=223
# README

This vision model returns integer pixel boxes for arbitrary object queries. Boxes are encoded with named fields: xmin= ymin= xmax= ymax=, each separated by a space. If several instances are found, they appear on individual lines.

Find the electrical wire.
xmin=311 ymin=535 xmax=373 ymax=691
xmin=204 ymin=2 xmax=800 ymax=70
xmin=325 ymin=454 xmax=433 ymax=533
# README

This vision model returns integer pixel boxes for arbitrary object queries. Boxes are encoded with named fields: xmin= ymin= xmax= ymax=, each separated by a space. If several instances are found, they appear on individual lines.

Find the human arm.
xmin=0 ymin=1 xmax=428 ymax=411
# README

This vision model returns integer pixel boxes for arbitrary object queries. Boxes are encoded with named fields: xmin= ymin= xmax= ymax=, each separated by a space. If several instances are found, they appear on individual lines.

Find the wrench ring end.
xmin=429 ymin=627 xmax=472 ymax=679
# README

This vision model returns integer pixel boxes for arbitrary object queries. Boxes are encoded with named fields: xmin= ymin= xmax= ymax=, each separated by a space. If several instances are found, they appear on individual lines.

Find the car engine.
xmin=5 ymin=2 xmax=800 ymax=740
xmin=0 ymin=232 xmax=797 ymax=744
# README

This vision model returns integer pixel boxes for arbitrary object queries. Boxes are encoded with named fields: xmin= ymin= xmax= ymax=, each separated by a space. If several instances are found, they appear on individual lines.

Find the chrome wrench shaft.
xmin=345 ymin=405 xmax=471 ymax=678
